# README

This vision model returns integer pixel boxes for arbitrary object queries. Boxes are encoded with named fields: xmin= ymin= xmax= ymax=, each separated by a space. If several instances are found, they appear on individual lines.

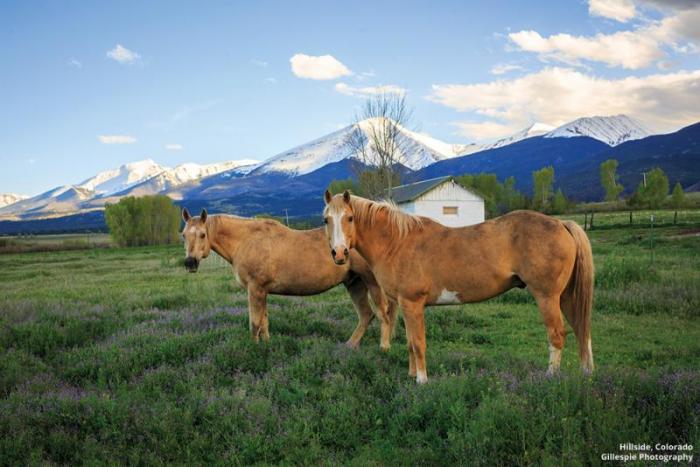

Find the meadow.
xmin=1 ymin=213 xmax=699 ymax=465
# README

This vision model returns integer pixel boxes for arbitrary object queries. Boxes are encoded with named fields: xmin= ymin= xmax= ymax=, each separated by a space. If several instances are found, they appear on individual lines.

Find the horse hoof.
xmin=345 ymin=341 xmax=359 ymax=350
xmin=380 ymin=344 xmax=390 ymax=352
xmin=416 ymin=372 xmax=428 ymax=384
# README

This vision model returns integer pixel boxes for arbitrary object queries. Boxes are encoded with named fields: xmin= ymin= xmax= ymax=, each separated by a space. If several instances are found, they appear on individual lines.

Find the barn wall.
xmin=399 ymin=181 xmax=485 ymax=227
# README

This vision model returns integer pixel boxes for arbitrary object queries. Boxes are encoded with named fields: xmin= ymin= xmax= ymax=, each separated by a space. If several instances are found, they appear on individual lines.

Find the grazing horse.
xmin=323 ymin=190 xmax=594 ymax=383
xmin=181 ymin=208 xmax=397 ymax=348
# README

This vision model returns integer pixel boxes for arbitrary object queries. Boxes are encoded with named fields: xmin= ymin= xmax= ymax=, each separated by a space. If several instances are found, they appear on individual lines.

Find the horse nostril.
xmin=343 ymin=248 xmax=349 ymax=257
xmin=331 ymin=249 xmax=336 ymax=258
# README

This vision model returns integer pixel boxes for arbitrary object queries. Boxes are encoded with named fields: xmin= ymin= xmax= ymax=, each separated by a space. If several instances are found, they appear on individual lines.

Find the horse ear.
xmin=324 ymin=189 xmax=332 ymax=204
xmin=343 ymin=190 xmax=351 ymax=204
xmin=182 ymin=208 xmax=191 ymax=222
xmin=200 ymin=208 xmax=207 ymax=222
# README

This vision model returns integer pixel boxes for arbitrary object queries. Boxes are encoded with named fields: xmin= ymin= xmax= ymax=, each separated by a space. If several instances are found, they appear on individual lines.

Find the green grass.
xmin=1 ymin=225 xmax=699 ymax=465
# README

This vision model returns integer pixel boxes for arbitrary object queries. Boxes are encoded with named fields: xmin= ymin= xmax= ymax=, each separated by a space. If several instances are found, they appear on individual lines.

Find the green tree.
xmin=600 ymin=159 xmax=624 ymax=201
xmin=327 ymin=178 xmax=358 ymax=195
xmin=670 ymin=182 xmax=685 ymax=224
xmin=532 ymin=166 xmax=555 ymax=212
xmin=105 ymin=195 xmax=181 ymax=247
xmin=502 ymin=176 xmax=528 ymax=212
xmin=551 ymin=189 xmax=568 ymax=214
xmin=455 ymin=173 xmax=528 ymax=217
xmin=635 ymin=168 xmax=669 ymax=209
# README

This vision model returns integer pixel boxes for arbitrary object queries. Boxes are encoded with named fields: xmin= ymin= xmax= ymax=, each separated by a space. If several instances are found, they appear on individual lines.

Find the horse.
xmin=323 ymin=190 xmax=594 ymax=384
xmin=181 ymin=208 xmax=397 ymax=349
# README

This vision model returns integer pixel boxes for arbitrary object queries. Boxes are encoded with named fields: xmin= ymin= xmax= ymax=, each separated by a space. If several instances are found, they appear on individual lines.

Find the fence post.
xmin=584 ymin=212 xmax=588 ymax=231
xmin=629 ymin=211 xmax=633 ymax=225
xmin=590 ymin=212 xmax=594 ymax=230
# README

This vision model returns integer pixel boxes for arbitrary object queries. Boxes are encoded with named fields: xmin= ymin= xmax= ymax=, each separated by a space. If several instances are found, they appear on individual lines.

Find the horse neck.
xmin=206 ymin=216 xmax=241 ymax=264
xmin=354 ymin=208 xmax=396 ymax=266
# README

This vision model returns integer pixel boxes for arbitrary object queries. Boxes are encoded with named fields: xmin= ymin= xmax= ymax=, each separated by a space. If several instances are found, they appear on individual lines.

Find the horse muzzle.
xmin=184 ymin=257 xmax=199 ymax=273
xmin=331 ymin=247 xmax=350 ymax=265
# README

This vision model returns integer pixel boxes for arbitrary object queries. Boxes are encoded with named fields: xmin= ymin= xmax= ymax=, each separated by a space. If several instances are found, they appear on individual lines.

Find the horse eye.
xmin=323 ymin=218 xmax=328 ymax=224
xmin=347 ymin=216 xmax=353 ymax=223
xmin=200 ymin=233 xmax=206 ymax=239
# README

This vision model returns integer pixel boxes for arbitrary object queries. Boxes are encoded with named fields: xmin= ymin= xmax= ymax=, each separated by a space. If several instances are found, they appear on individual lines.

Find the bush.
xmin=105 ymin=196 xmax=181 ymax=247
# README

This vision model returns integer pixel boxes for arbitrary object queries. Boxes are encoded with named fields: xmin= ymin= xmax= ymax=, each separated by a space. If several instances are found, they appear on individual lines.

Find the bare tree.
xmin=344 ymin=92 xmax=412 ymax=199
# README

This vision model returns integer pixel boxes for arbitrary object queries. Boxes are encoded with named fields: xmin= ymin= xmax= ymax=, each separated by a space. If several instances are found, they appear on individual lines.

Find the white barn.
xmin=390 ymin=176 xmax=485 ymax=227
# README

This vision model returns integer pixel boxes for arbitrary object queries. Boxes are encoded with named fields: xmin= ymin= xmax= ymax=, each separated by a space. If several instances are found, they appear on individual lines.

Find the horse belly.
xmin=429 ymin=273 xmax=515 ymax=305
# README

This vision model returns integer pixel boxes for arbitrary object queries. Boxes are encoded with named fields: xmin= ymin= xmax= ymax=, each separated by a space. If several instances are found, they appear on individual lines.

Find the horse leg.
xmin=365 ymin=281 xmax=396 ymax=351
xmin=533 ymin=293 xmax=567 ymax=375
xmin=344 ymin=278 xmax=375 ymax=349
xmin=400 ymin=297 xmax=428 ymax=384
xmin=561 ymin=290 xmax=594 ymax=373
xmin=247 ymin=284 xmax=269 ymax=342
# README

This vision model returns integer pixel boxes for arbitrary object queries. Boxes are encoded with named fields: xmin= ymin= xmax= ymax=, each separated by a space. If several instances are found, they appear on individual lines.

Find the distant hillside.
xmin=558 ymin=122 xmax=700 ymax=200
xmin=416 ymin=136 xmax=610 ymax=196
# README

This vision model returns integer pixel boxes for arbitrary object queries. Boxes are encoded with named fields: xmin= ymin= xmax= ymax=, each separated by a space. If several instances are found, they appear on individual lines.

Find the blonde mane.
xmin=349 ymin=196 xmax=423 ymax=239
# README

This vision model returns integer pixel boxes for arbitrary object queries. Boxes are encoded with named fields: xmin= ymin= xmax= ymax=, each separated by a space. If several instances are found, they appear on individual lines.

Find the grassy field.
xmin=0 ymin=233 xmax=112 ymax=254
xmin=1 ymin=219 xmax=699 ymax=464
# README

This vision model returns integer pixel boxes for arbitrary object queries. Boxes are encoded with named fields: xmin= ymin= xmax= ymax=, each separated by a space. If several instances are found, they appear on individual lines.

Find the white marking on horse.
xmin=436 ymin=289 xmax=460 ymax=304
xmin=584 ymin=337 xmax=594 ymax=373
xmin=547 ymin=343 xmax=562 ymax=375
xmin=330 ymin=209 xmax=347 ymax=252
xmin=416 ymin=369 xmax=428 ymax=384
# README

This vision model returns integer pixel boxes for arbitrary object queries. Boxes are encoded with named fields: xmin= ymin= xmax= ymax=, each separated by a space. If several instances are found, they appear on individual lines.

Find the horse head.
xmin=182 ymin=208 xmax=211 ymax=272
xmin=323 ymin=189 xmax=356 ymax=265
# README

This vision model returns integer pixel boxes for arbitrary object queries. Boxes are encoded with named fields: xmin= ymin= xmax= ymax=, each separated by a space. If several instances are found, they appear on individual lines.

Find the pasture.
xmin=1 ymin=217 xmax=699 ymax=464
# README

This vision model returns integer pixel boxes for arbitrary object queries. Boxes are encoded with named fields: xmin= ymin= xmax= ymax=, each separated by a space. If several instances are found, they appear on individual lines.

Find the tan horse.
xmin=323 ymin=191 xmax=594 ymax=383
xmin=181 ymin=208 xmax=397 ymax=348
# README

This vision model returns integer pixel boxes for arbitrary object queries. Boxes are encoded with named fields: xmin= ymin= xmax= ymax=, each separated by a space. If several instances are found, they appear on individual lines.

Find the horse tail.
xmin=562 ymin=220 xmax=595 ymax=372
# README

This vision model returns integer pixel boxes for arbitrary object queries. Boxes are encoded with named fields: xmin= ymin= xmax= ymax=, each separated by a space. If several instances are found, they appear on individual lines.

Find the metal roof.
xmin=388 ymin=176 xmax=453 ymax=204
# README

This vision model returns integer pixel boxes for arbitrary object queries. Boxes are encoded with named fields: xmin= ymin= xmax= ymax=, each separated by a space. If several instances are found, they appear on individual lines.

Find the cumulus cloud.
xmin=508 ymin=29 xmax=662 ymax=69
xmin=334 ymin=82 xmax=406 ymax=97
xmin=491 ymin=63 xmax=525 ymax=75
xmin=508 ymin=5 xmax=700 ymax=69
xmin=164 ymin=144 xmax=183 ymax=150
xmin=107 ymin=44 xmax=140 ymax=64
xmin=429 ymin=67 xmax=700 ymax=140
xmin=588 ymin=0 xmax=636 ymax=22
xmin=98 ymin=135 xmax=137 ymax=144
xmin=290 ymin=53 xmax=351 ymax=80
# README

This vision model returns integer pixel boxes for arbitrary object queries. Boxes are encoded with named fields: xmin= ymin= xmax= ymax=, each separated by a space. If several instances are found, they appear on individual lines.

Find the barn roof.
xmin=388 ymin=176 xmax=453 ymax=204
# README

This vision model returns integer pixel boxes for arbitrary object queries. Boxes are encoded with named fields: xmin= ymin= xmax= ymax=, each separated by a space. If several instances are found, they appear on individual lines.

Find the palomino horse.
xmin=323 ymin=191 xmax=594 ymax=383
xmin=181 ymin=208 xmax=397 ymax=348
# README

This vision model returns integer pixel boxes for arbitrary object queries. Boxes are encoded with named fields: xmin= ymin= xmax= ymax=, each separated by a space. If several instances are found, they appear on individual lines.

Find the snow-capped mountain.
xmin=0 ymin=193 xmax=27 ymax=208
xmin=254 ymin=118 xmax=461 ymax=176
xmin=78 ymin=159 xmax=167 ymax=196
xmin=0 ymin=185 xmax=96 ymax=218
xmin=115 ymin=159 xmax=260 ymax=196
xmin=0 ymin=158 xmax=260 ymax=219
xmin=485 ymin=122 xmax=555 ymax=150
xmin=544 ymin=115 xmax=649 ymax=146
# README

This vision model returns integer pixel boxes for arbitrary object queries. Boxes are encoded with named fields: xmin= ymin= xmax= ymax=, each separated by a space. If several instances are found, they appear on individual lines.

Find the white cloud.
xmin=165 ymin=144 xmax=183 ymax=150
xmin=508 ymin=5 xmax=700 ymax=69
xmin=491 ymin=63 xmax=524 ymax=75
xmin=429 ymin=67 xmax=700 ymax=140
xmin=290 ymin=53 xmax=351 ymax=80
xmin=107 ymin=44 xmax=140 ymax=64
xmin=250 ymin=59 xmax=268 ymax=67
xmin=98 ymin=135 xmax=137 ymax=144
xmin=508 ymin=29 xmax=662 ymax=69
xmin=334 ymin=82 xmax=406 ymax=97
xmin=68 ymin=58 xmax=82 ymax=68
xmin=588 ymin=0 xmax=636 ymax=22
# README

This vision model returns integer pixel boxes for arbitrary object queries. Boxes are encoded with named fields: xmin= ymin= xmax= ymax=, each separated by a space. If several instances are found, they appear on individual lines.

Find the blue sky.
xmin=1 ymin=0 xmax=699 ymax=195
